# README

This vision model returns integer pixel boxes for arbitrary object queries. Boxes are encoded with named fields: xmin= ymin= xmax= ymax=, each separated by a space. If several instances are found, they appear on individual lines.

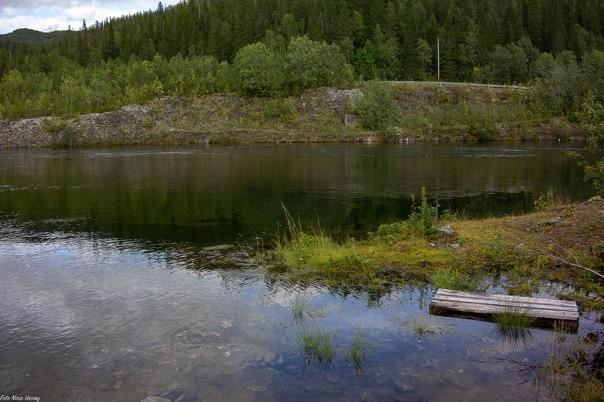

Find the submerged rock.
xmin=202 ymin=244 xmax=235 ymax=252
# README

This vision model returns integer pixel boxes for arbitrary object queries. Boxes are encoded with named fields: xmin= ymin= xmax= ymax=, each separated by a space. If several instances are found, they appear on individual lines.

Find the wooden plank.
xmin=432 ymin=295 xmax=577 ymax=312
xmin=437 ymin=289 xmax=577 ymax=307
xmin=431 ymin=300 xmax=577 ymax=320
xmin=432 ymin=289 xmax=579 ymax=315
xmin=429 ymin=289 xmax=579 ymax=330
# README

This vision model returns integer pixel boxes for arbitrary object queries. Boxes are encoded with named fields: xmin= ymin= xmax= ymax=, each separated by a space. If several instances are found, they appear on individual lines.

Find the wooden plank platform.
xmin=429 ymin=289 xmax=579 ymax=330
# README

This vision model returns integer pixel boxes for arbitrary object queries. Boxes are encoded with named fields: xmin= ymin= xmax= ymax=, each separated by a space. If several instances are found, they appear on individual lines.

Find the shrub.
xmin=575 ymin=93 xmax=604 ymax=195
xmin=534 ymin=188 xmax=555 ymax=211
xmin=233 ymin=42 xmax=287 ymax=96
xmin=355 ymin=81 xmax=399 ymax=130
xmin=408 ymin=187 xmax=438 ymax=237
xmin=285 ymin=36 xmax=353 ymax=93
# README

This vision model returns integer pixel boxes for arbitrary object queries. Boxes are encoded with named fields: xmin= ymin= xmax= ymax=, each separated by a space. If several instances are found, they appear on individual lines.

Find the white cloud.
xmin=0 ymin=0 xmax=182 ymax=34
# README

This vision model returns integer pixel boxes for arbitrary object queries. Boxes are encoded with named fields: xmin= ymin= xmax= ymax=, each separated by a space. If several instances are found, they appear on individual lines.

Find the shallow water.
xmin=0 ymin=144 xmax=601 ymax=402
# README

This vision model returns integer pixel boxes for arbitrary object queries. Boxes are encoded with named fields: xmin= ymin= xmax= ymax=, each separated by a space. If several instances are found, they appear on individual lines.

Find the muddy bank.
xmin=0 ymin=85 xmax=583 ymax=149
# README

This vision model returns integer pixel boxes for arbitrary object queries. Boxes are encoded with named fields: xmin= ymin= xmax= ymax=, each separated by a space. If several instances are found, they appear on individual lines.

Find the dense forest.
xmin=2 ymin=0 xmax=604 ymax=119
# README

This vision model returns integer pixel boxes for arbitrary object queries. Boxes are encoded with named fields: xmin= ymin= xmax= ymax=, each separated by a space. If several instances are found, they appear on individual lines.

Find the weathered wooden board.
xmin=429 ymin=289 xmax=579 ymax=330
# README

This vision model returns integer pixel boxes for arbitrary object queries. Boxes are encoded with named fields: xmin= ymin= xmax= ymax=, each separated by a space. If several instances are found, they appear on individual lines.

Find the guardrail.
xmin=386 ymin=80 xmax=529 ymax=90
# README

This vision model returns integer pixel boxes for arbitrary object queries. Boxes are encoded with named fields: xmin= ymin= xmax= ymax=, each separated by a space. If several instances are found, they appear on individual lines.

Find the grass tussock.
xmin=431 ymin=268 xmax=476 ymax=291
xmin=409 ymin=317 xmax=450 ymax=338
xmin=346 ymin=330 xmax=367 ymax=371
xmin=291 ymin=295 xmax=307 ymax=322
xmin=298 ymin=329 xmax=335 ymax=366
xmin=491 ymin=306 xmax=539 ymax=347
xmin=493 ymin=307 xmax=536 ymax=331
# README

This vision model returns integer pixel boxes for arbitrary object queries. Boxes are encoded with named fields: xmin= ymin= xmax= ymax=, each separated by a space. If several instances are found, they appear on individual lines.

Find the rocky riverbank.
xmin=0 ymin=84 xmax=583 ymax=149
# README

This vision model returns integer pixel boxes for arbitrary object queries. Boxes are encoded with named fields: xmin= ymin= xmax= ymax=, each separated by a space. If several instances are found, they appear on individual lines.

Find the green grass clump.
xmin=409 ymin=317 xmax=449 ymax=338
xmin=369 ymin=221 xmax=409 ymax=243
xmin=262 ymin=98 xmax=297 ymax=120
xmin=42 ymin=118 xmax=68 ymax=133
xmin=432 ymin=268 xmax=476 ymax=291
xmin=493 ymin=307 xmax=536 ymax=332
xmin=298 ymin=329 xmax=335 ymax=365
xmin=291 ymin=295 xmax=306 ymax=321
xmin=345 ymin=330 xmax=367 ymax=371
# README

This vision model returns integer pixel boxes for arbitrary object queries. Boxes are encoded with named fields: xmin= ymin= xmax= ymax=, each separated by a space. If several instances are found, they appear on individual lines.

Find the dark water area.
xmin=0 ymin=144 xmax=601 ymax=402
xmin=0 ymin=144 xmax=592 ymax=245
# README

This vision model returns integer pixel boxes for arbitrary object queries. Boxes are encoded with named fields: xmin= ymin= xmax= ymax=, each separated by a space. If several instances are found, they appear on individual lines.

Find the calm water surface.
xmin=0 ymin=144 xmax=601 ymax=402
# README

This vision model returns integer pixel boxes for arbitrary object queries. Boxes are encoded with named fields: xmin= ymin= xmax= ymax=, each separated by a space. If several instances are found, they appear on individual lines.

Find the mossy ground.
xmin=272 ymin=198 xmax=604 ymax=310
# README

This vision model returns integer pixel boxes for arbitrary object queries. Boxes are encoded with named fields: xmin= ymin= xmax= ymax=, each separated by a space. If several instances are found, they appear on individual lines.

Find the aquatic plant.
xmin=492 ymin=307 xmax=536 ymax=333
xmin=409 ymin=317 xmax=449 ymax=338
xmin=291 ymin=295 xmax=306 ymax=322
xmin=534 ymin=332 xmax=604 ymax=401
xmin=298 ymin=329 xmax=335 ymax=366
xmin=345 ymin=330 xmax=367 ymax=371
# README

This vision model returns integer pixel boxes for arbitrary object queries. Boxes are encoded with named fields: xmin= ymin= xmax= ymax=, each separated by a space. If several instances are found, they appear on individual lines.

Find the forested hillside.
xmin=2 ymin=0 xmax=604 ymax=119
xmin=2 ymin=0 xmax=604 ymax=81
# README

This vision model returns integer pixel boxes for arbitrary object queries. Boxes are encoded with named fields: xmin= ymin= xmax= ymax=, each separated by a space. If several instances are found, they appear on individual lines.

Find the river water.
xmin=0 ymin=144 xmax=600 ymax=402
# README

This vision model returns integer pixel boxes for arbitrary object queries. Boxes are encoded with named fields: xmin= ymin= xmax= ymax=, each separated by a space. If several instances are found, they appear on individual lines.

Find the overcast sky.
xmin=0 ymin=0 xmax=181 ymax=34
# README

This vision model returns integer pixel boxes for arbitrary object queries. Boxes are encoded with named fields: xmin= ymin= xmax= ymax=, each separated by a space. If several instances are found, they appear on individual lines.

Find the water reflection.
xmin=0 ymin=144 xmax=591 ymax=246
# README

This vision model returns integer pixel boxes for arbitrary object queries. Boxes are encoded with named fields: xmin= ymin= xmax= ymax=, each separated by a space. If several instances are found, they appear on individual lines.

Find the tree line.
xmin=2 ymin=0 xmax=604 ymax=118
xmin=2 ymin=0 xmax=604 ymax=81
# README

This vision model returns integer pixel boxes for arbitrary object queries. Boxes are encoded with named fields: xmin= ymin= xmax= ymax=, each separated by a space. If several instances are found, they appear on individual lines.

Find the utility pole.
xmin=437 ymin=37 xmax=440 ymax=81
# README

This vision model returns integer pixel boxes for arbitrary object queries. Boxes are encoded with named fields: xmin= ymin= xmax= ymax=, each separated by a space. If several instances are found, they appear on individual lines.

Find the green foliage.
xmin=0 ymin=55 xmax=228 ymax=118
xmin=2 ymin=1 xmax=604 ymax=119
xmin=262 ymin=98 xmax=297 ymax=120
xmin=534 ymin=188 xmax=555 ymax=211
xmin=355 ymin=81 xmax=399 ymax=130
xmin=408 ymin=188 xmax=438 ymax=237
xmin=409 ymin=317 xmax=449 ymax=338
xmin=2 ymin=0 xmax=604 ymax=92
xmin=291 ymin=296 xmax=306 ymax=321
xmin=346 ymin=330 xmax=367 ymax=371
xmin=575 ymin=93 xmax=604 ymax=195
xmin=370 ymin=221 xmax=409 ymax=243
xmin=233 ymin=42 xmax=286 ymax=96
xmin=535 ymin=51 xmax=582 ymax=114
xmin=432 ymin=268 xmax=475 ymax=291
xmin=492 ymin=307 xmax=536 ymax=332
xmin=484 ymin=43 xmax=529 ymax=84
xmin=578 ymin=92 xmax=604 ymax=150
xmin=285 ymin=36 xmax=353 ymax=92
xmin=298 ymin=329 xmax=335 ymax=365
xmin=41 ymin=118 xmax=68 ymax=134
